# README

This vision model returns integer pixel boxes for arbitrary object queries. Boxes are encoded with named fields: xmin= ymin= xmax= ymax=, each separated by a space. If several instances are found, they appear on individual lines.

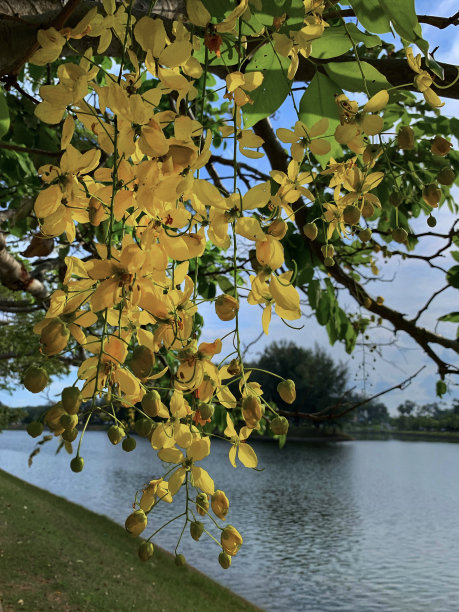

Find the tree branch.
xmin=0 ymin=233 xmax=48 ymax=299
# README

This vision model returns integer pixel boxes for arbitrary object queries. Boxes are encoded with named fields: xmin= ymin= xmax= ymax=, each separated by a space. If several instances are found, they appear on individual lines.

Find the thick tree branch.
xmin=0 ymin=233 xmax=48 ymax=299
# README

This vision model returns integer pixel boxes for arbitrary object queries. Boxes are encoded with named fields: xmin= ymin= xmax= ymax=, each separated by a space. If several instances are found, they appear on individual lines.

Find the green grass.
xmin=0 ymin=469 xmax=261 ymax=612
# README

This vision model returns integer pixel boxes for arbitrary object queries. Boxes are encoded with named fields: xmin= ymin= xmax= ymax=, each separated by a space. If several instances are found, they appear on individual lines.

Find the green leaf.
xmin=438 ymin=312 xmax=459 ymax=323
xmin=298 ymin=72 xmax=342 ymax=167
xmin=446 ymin=265 xmax=459 ymax=289
xmin=316 ymin=292 xmax=330 ymax=326
xmin=324 ymin=61 xmax=391 ymax=96
xmin=0 ymin=87 xmax=10 ymax=139
xmin=348 ymin=0 xmax=391 ymax=34
xmin=242 ymin=45 xmax=291 ymax=129
xmin=310 ymin=24 xmax=381 ymax=59
xmin=379 ymin=0 xmax=429 ymax=55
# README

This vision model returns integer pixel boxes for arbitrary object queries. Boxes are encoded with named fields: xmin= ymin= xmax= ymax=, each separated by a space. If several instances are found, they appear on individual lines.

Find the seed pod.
xmin=392 ymin=228 xmax=408 ymax=244
xmin=270 ymin=416 xmax=289 ymax=435
xmin=130 ymin=346 xmax=155 ymax=379
xmin=277 ymin=379 xmax=296 ymax=404
xmin=40 ymin=318 xmax=70 ymax=356
xmin=122 ymin=436 xmax=136 ymax=452
xmin=107 ymin=425 xmax=125 ymax=445
xmin=125 ymin=509 xmax=147 ymax=536
xmin=138 ymin=541 xmax=154 ymax=561
xmin=70 ymin=456 xmax=84 ymax=473
xmin=23 ymin=366 xmax=48 ymax=393
xmin=218 ymin=551 xmax=232 ymax=569
xmin=303 ymin=222 xmax=318 ymax=240
xmin=61 ymin=387 xmax=81 ymax=415
xmin=190 ymin=521 xmax=205 ymax=542
xmin=26 ymin=421 xmax=43 ymax=438
xmin=343 ymin=205 xmax=360 ymax=225
xmin=215 ymin=294 xmax=239 ymax=321
xmin=397 ymin=126 xmax=415 ymax=150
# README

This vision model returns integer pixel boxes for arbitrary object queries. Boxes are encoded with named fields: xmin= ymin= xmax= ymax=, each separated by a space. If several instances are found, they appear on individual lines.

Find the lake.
xmin=1 ymin=431 xmax=459 ymax=611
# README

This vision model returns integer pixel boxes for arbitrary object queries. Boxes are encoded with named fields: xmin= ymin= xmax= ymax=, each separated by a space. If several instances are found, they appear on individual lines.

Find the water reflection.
xmin=2 ymin=432 xmax=459 ymax=611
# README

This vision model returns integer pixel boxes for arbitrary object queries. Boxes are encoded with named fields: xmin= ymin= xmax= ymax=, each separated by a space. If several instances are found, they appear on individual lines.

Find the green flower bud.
xmin=23 ymin=366 xmax=48 ymax=393
xmin=141 ymin=390 xmax=162 ymax=417
xmin=135 ymin=418 xmax=153 ymax=437
xmin=303 ymin=222 xmax=318 ymax=240
xmin=26 ymin=421 xmax=43 ymax=438
xmin=70 ymin=456 xmax=84 ymax=473
xmin=107 ymin=425 xmax=125 ymax=445
xmin=122 ymin=436 xmax=136 ymax=452
xmin=138 ymin=541 xmax=154 ymax=561
xmin=198 ymin=402 xmax=214 ymax=421
xmin=392 ymin=228 xmax=408 ymax=244
xmin=61 ymin=387 xmax=81 ymax=415
xmin=218 ymin=551 xmax=232 ymax=569
xmin=190 ymin=521 xmax=205 ymax=541
xmin=277 ymin=379 xmax=296 ymax=404
xmin=60 ymin=413 xmax=78 ymax=430
xmin=62 ymin=428 xmax=78 ymax=443
xmin=130 ymin=345 xmax=155 ymax=379
xmin=196 ymin=493 xmax=209 ymax=516
xmin=270 ymin=416 xmax=289 ymax=436
xmin=174 ymin=554 xmax=186 ymax=566
xmin=125 ymin=510 xmax=147 ymax=537
xmin=343 ymin=205 xmax=360 ymax=225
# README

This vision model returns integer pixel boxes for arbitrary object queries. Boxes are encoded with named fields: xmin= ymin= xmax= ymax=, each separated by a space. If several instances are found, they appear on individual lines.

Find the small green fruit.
xmin=70 ymin=456 xmax=84 ymax=473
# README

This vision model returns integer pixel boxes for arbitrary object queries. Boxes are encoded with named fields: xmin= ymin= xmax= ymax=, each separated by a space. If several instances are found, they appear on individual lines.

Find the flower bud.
xmin=267 ymin=219 xmax=287 ymax=239
xmin=437 ymin=167 xmax=455 ymax=186
xmin=125 ymin=509 xmax=147 ymax=537
xmin=431 ymin=136 xmax=452 ymax=156
xmin=61 ymin=387 xmax=81 ymax=415
xmin=321 ymin=244 xmax=334 ymax=258
xmin=361 ymin=201 xmax=374 ymax=219
xmin=389 ymin=192 xmax=403 ymax=207
xmin=141 ymin=390 xmax=162 ymax=417
xmin=130 ymin=345 xmax=155 ymax=379
xmin=44 ymin=403 xmax=66 ymax=434
xmin=427 ymin=215 xmax=437 ymax=228
xmin=26 ymin=421 xmax=43 ymax=438
xmin=211 ymin=490 xmax=229 ymax=520
xmin=190 ymin=521 xmax=205 ymax=541
xmin=70 ymin=456 xmax=84 ymax=472
xmin=62 ymin=427 xmax=78 ymax=442
xmin=270 ymin=416 xmax=289 ymax=435
xmin=422 ymin=184 xmax=441 ymax=208
xmin=198 ymin=402 xmax=214 ymax=421
xmin=40 ymin=318 xmax=70 ymax=356
xmin=342 ymin=205 xmax=360 ymax=225
xmin=138 ymin=541 xmax=154 ymax=561
xmin=135 ymin=417 xmax=153 ymax=437
xmin=23 ymin=366 xmax=48 ymax=393
xmin=242 ymin=396 xmax=263 ymax=429
xmin=122 ymin=436 xmax=136 ymax=452
xmin=60 ymin=413 xmax=78 ymax=430
xmin=175 ymin=554 xmax=186 ymax=566
xmin=107 ymin=425 xmax=125 ymax=445
xmin=397 ymin=126 xmax=414 ymax=150
xmin=303 ymin=222 xmax=318 ymax=240
xmin=392 ymin=228 xmax=408 ymax=244
xmin=221 ymin=525 xmax=243 ymax=556
xmin=215 ymin=294 xmax=239 ymax=321
xmin=196 ymin=492 xmax=209 ymax=516
xmin=358 ymin=228 xmax=372 ymax=243
xmin=227 ymin=359 xmax=241 ymax=376
xmin=218 ymin=551 xmax=232 ymax=569
xmin=277 ymin=379 xmax=296 ymax=404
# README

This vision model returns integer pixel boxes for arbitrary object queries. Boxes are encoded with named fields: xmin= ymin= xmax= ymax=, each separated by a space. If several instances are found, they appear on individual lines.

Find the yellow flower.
xmin=225 ymin=71 xmax=264 ymax=106
xmin=224 ymin=413 xmax=258 ymax=468
xmin=277 ymin=118 xmax=330 ymax=161
xmin=139 ymin=478 xmax=173 ymax=511
xmin=157 ymin=437 xmax=215 ymax=496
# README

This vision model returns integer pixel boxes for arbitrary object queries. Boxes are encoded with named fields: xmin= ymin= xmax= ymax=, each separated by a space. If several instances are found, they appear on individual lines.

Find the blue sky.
xmin=1 ymin=1 xmax=458 ymax=413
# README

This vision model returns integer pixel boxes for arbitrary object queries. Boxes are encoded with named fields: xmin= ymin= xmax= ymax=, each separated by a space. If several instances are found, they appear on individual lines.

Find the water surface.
xmin=1 ymin=431 xmax=459 ymax=611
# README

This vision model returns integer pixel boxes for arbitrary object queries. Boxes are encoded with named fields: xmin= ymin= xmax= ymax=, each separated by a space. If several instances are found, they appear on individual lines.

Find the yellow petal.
xmin=192 ymin=466 xmax=215 ymax=495
xmin=158 ymin=447 xmax=184 ymax=464
xmin=188 ymin=437 xmax=211 ymax=461
xmin=186 ymin=0 xmax=211 ymax=26
xmin=363 ymin=90 xmax=389 ymax=113
xmin=168 ymin=467 xmax=186 ymax=495
xmin=262 ymin=304 xmax=272 ymax=335
xmin=238 ymin=443 xmax=258 ymax=468
xmin=229 ymin=445 xmax=237 ymax=468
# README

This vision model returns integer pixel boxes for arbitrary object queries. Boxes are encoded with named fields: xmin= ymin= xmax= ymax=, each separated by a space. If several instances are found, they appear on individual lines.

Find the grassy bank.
xmin=0 ymin=469 xmax=260 ymax=612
